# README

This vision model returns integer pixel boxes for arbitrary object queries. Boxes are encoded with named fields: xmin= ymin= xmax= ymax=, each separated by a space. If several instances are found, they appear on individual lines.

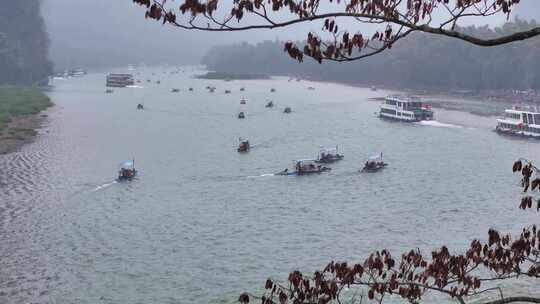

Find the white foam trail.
xmin=92 ymin=180 xmax=117 ymax=192
xmin=126 ymin=85 xmax=144 ymax=89
xmin=416 ymin=120 xmax=463 ymax=129
xmin=247 ymin=173 xmax=276 ymax=178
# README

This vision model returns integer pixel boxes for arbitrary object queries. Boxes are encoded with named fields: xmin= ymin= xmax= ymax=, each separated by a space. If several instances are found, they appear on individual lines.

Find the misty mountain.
xmin=41 ymin=0 xmax=284 ymax=70
xmin=203 ymin=19 xmax=540 ymax=91
xmin=0 ymin=0 xmax=52 ymax=85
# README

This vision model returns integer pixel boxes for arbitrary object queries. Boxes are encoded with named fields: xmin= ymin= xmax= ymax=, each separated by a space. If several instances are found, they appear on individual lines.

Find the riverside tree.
xmin=132 ymin=0 xmax=540 ymax=63
xmin=132 ymin=1 xmax=540 ymax=303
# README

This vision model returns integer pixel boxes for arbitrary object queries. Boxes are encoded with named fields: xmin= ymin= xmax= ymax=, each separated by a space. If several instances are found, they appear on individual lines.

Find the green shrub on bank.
xmin=0 ymin=87 xmax=52 ymax=132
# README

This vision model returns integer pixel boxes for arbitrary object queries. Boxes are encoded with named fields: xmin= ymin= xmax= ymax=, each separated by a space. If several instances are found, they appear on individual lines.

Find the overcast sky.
xmin=41 ymin=0 xmax=540 ymax=70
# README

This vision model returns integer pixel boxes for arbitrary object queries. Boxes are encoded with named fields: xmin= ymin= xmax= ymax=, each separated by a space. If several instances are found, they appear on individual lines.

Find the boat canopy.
xmin=367 ymin=153 xmax=383 ymax=162
xmin=295 ymin=159 xmax=318 ymax=165
xmin=319 ymin=146 xmax=338 ymax=155
xmin=119 ymin=160 xmax=135 ymax=169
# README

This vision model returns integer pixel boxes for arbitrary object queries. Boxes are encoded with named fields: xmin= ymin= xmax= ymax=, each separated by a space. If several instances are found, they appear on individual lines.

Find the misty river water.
xmin=1 ymin=67 xmax=539 ymax=304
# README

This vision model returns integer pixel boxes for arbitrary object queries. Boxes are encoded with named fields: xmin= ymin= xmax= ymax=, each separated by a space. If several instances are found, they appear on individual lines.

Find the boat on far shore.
xmin=69 ymin=68 xmax=87 ymax=77
xmin=106 ymin=73 xmax=134 ymax=87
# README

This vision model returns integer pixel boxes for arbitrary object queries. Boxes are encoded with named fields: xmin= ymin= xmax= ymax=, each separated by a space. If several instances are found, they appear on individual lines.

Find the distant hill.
xmin=0 ymin=0 xmax=52 ymax=85
xmin=202 ymin=19 xmax=540 ymax=91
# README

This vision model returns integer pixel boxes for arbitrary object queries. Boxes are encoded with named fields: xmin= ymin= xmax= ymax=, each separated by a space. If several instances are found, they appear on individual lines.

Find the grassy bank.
xmin=0 ymin=87 xmax=52 ymax=153
xmin=0 ymin=87 xmax=52 ymax=131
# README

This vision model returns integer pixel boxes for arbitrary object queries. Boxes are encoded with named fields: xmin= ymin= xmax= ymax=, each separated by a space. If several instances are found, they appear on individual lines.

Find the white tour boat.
xmin=379 ymin=95 xmax=434 ymax=122
xmin=496 ymin=106 xmax=540 ymax=138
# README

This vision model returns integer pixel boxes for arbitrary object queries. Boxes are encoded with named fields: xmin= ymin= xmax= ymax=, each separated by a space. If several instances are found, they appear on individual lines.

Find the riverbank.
xmin=0 ymin=87 xmax=52 ymax=154
xmin=196 ymin=71 xmax=270 ymax=80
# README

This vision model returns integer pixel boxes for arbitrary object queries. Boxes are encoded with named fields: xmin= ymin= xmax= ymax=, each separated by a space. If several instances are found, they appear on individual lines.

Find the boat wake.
xmin=91 ymin=180 xmax=118 ymax=192
xmin=416 ymin=120 xmax=463 ymax=129
xmin=126 ymin=85 xmax=144 ymax=89
xmin=247 ymin=173 xmax=276 ymax=178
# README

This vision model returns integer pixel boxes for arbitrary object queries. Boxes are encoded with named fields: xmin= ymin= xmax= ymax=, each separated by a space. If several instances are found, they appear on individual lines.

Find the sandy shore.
xmin=0 ymin=112 xmax=47 ymax=155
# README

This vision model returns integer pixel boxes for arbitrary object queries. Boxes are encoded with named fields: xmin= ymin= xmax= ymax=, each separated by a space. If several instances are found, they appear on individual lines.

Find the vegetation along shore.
xmin=0 ymin=87 xmax=52 ymax=154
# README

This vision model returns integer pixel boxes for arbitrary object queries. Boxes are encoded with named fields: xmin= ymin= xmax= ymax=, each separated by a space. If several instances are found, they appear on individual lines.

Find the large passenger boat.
xmin=496 ymin=106 xmax=540 ymax=138
xmin=379 ymin=95 xmax=434 ymax=122
xmin=106 ymin=73 xmax=135 ymax=87
xmin=69 ymin=68 xmax=87 ymax=77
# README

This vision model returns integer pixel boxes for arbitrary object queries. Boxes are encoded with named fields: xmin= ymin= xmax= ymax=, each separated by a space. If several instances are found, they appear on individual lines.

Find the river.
xmin=1 ymin=66 xmax=539 ymax=304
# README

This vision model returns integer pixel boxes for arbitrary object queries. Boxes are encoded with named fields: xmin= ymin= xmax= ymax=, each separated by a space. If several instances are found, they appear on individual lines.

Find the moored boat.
xmin=315 ymin=146 xmax=344 ymax=163
xmin=105 ymin=89 xmax=114 ymax=94
xmin=265 ymin=101 xmax=274 ymax=108
xmin=240 ymin=97 xmax=247 ymax=104
xmin=496 ymin=106 xmax=540 ymax=138
xmin=171 ymin=88 xmax=180 ymax=93
xmin=379 ymin=95 xmax=433 ymax=122
xmin=118 ymin=160 xmax=137 ymax=181
xmin=361 ymin=153 xmax=387 ymax=172
xmin=137 ymin=103 xmax=144 ymax=110
xmin=69 ymin=68 xmax=87 ymax=77
xmin=283 ymin=107 xmax=292 ymax=113
xmin=270 ymin=88 xmax=276 ymax=92
xmin=238 ymin=111 xmax=246 ymax=119
xmin=225 ymin=90 xmax=231 ymax=94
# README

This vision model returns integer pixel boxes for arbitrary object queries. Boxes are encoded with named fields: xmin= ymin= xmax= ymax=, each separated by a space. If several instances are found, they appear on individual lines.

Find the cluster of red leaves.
xmin=240 ymin=226 xmax=539 ymax=304
xmin=513 ymin=160 xmax=540 ymax=211
xmin=237 ymin=160 xmax=540 ymax=304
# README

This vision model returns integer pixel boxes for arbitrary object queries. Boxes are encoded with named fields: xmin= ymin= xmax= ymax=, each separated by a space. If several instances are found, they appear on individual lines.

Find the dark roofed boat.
xmin=118 ymin=160 xmax=137 ymax=181
xmin=315 ymin=146 xmax=344 ymax=163
xmin=276 ymin=159 xmax=331 ymax=176
xmin=237 ymin=138 xmax=250 ymax=152
xmin=361 ymin=153 xmax=387 ymax=173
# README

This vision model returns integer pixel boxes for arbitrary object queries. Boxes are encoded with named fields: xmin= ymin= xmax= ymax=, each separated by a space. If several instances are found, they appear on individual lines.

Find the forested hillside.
xmin=0 ymin=0 xmax=52 ymax=86
xmin=203 ymin=19 xmax=540 ymax=91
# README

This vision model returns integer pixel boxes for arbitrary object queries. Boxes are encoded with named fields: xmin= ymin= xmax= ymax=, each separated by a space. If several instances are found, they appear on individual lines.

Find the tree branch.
xmin=483 ymin=297 xmax=540 ymax=304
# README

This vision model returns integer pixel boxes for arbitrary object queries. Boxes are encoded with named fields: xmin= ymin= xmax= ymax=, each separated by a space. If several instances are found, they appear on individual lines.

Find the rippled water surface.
xmin=1 ymin=67 xmax=539 ymax=304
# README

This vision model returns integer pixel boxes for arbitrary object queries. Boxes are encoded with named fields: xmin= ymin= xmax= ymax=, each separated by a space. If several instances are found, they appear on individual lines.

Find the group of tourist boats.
xmin=115 ymin=83 xmax=540 ymax=182
xmin=237 ymin=97 xmax=291 ymax=119
xmin=236 ymin=142 xmax=386 ymax=175
xmin=381 ymin=95 xmax=540 ymax=140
